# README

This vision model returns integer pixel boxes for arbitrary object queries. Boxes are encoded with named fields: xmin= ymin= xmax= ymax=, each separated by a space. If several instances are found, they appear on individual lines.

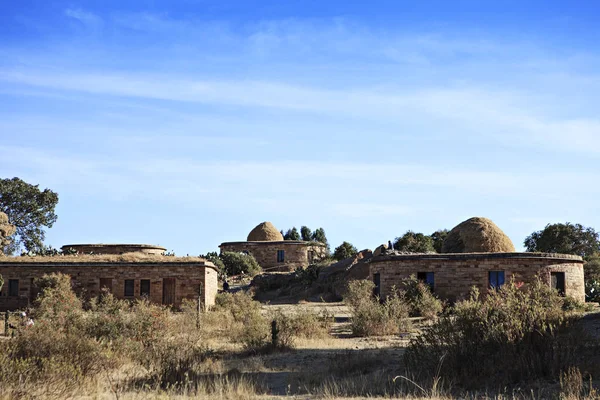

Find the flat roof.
xmin=220 ymin=240 xmax=326 ymax=246
xmin=0 ymin=254 xmax=218 ymax=271
xmin=370 ymin=252 xmax=584 ymax=263
xmin=61 ymin=243 xmax=167 ymax=250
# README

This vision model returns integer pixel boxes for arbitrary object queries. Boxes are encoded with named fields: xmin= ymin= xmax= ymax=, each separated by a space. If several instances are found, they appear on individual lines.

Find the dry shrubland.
xmin=1 ymin=272 xmax=599 ymax=400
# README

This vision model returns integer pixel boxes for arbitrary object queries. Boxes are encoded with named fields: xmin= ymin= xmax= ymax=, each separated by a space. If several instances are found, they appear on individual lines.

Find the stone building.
xmin=370 ymin=252 xmax=585 ymax=303
xmin=0 ymin=255 xmax=218 ymax=311
xmin=370 ymin=217 xmax=585 ymax=303
xmin=61 ymin=243 xmax=167 ymax=255
xmin=219 ymin=222 xmax=327 ymax=272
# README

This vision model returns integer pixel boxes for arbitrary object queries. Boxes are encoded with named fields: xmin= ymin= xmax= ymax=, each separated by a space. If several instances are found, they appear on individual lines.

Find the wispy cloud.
xmin=64 ymin=8 xmax=103 ymax=32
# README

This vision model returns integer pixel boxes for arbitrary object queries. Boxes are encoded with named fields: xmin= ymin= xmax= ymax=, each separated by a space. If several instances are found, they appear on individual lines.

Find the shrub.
xmin=333 ymin=241 xmax=358 ymax=261
xmin=214 ymin=291 xmax=269 ymax=350
xmin=220 ymin=251 xmax=262 ymax=276
xmin=404 ymin=278 xmax=600 ymax=388
xmin=345 ymin=280 xmax=411 ymax=337
xmin=401 ymin=275 xmax=443 ymax=320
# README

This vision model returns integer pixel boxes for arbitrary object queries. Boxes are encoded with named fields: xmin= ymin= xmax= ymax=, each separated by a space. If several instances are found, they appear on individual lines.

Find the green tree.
xmin=394 ymin=231 xmax=435 ymax=253
xmin=311 ymin=227 xmax=330 ymax=253
xmin=430 ymin=229 xmax=448 ymax=253
xmin=0 ymin=177 xmax=59 ymax=254
xmin=524 ymin=223 xmax=600 ymax=258
xmin=199 ymin=251 xmax=226 ymax=274
xmin=220 ymin=251 xmax=262 ymax=276
xmin=283 ymin=227 xmax=301 ymax=241
xmin=333 ymin=241 xmax=358 ymax=261
xmin=300 ymin=226 xmax=312 ymax=242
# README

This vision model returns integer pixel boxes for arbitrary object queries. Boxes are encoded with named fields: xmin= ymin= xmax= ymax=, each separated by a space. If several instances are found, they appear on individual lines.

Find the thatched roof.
xmin=0 ymin=212 xmax=16 ymax=254
xmin=247 ymin=222 xmax=284 ymax=241
xmin=441 ymin=217 xmax=515 ymax=253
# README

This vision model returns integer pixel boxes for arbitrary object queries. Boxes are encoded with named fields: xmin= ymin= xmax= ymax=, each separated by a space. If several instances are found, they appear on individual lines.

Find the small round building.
xmin=370 ymin=217 xmax=585 ymax=302
xmin=61 ymin=243 xmax=167 ymax=255
xmin=219 ymin=222 xmax=327 ymax=272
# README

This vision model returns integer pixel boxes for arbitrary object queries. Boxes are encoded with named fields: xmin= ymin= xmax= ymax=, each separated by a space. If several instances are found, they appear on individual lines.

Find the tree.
xmin=524 ymin=223 xmax=600 ymax=259
xmin=430 ymin=229 xmax=449 ymax=253
xmin=0 ymin=177 xmax=59 ymax=254
xmin=333 ymin=241 xmax=358 ymax=261
xmin=199 ymin=251 xmax=226 ymax=274
xmin=220 ymin=251 xmax=262 ymax=276
xmin=311 ymin=227 xmax=330 ymax=253
xmin=394 ymin=231 xmax=435 ymax=253
xmin=283 ymin=227 xmax=301 ymax=241
xmin=300 ymin=226 xmax=312 ymax=242
xmin=0 ymin=211 xmax=16 ymax=255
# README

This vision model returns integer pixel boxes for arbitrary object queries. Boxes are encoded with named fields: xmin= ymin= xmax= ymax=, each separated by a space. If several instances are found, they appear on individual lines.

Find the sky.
xmin=1 ymin=0 xmax=600 ymax=255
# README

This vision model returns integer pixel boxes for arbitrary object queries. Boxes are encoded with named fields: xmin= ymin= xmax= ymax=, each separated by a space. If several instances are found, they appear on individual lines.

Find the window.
xmin=489 ymin=271 xmax=505 ymax=289
xmin=8 ymin=279 xmax=19 ymax=297
xmin=124 ymin=279 xmax=135 ymax=297
xmin=140 ymin=279 xmax=151 ymax=297
xmin=551 ymin=272 xmax=565 ymax=296
xmin=277 ymin=250 xmax=285 ymax=263
xmin=417 ymin=272 xmax=435 ymax=291
xmin=308 ymin=250 xmax=314 ymax=261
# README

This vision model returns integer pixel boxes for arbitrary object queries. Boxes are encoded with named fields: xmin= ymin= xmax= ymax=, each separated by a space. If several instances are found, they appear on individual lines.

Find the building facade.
xmin=219 ymin=240 xmax=327 ymax=272
xmin=370 ymin=252 xmax=585 ymax=303
xmin=0 ymin=258 xmax=218 ymax=311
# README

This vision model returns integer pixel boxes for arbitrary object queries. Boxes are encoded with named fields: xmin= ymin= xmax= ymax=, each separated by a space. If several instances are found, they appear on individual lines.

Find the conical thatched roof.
xmin=0 ymin=212 xmax=16 ymax=254
xmin=441 ymin=217 xmax=515 ymax=253
xmin=247 ymin=222 xmax=284 ymax=242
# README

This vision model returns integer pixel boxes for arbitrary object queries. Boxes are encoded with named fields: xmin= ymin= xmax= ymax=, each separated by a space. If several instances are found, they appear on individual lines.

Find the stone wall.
xmin=0 ymin=261 xmax=218 ymax=311
xmin=61 ymin=244 xmax=167 ymax=255
xmin=219 ymin=241 xmax=327 ymax=272
xmin=370 ymin=252 xmax=585 ymax=303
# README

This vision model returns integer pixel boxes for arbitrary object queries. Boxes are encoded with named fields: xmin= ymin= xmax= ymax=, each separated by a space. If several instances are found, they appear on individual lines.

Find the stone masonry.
xmin=0 ymin=260 xmax=218 ymax=311
xmin=370 ymin=252 xmax=585 ymax=303
xmin=219 ymin=241 xmax=327 ymax=272
xmin=61 ymin=244 xmax=167 ymax=255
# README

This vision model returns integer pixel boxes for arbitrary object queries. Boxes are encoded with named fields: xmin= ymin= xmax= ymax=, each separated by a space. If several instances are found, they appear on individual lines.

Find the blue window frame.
xmin=277 ymin=250 xmax=285 ymax=263
xmin=489 ymin=271 xmax=505 ymax=289
xmin=417 ymin=272 xmax=435 ymax=291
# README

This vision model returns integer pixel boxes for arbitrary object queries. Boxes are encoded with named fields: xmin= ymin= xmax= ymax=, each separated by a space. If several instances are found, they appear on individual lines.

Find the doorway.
xmin=162 ymin=278 xmax=176 ymax=305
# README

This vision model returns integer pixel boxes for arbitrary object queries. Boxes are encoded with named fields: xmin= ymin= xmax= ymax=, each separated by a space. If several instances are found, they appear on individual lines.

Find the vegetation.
xmin=393 ymin=231 xmax=436 ymax=253
xmin=0 ymin=177 xmax=59 ymax=254
xmin=282 ymin=227 xmax=301 ymax=240
xmin=333 ymin=241 xmax=358 ymax=261
xmin=401 ymin=275 xmax=443 ymax=320
xmin=345 ymin=280 xmax=411 ymax=336
xmin=524 ymin=222 xmax=600 ymax=258
xmin=219 ymin=251 xmax=262 ymax=276
xmin=430 ymin=229 xmax=449 ymax=253
xmin=404 ymin=278 xmax=600 ymax=389
xmin=300 ymin=225 xmax=312 ymax=241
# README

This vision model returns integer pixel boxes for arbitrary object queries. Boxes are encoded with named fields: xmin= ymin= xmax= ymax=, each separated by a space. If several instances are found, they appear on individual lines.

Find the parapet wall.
xmin=61 ymin=244 xmax=167 ymax=255
xmin=370 ymin=252 xmax=585 ymax=302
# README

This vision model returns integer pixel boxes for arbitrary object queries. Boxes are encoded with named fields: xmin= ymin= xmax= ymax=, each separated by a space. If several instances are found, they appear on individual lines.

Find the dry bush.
xmin=401 ymin=275 xmax=444 ymax=320
xmin=405 ymin=278 xmax=600 ymax=389
xmin=345 ymin=280 xmax=411 ymax=336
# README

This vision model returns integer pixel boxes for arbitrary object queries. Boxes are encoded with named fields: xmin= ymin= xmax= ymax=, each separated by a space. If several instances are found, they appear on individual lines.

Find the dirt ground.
xmin=219 ymin=302 xmax=415 ymax=396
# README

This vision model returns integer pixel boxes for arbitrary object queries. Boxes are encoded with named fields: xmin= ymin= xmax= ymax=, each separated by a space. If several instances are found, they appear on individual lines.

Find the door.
xmin=162 ymin=278 xmax=176 ymax=305
xmin=551 ymin=272 xmax=565 ymax=296
xmin=373 ymin=273 xmax=381 ymax=298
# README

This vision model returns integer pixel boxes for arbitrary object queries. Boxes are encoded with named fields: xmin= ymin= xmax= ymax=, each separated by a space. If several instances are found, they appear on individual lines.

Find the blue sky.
xmin=1 ymin=1 xmax=599 ymax=255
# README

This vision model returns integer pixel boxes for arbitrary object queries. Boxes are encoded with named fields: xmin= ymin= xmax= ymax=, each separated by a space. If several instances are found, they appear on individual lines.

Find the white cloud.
xmin=64 ymin=8 xmax=103 ymax=31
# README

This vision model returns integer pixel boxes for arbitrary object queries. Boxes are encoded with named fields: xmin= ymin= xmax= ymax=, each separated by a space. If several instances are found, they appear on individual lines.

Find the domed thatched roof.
xmin=247 ymin=222 xmax=284 ymax=242
xmin=441 ymin=217 xmax=515 ymax=253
